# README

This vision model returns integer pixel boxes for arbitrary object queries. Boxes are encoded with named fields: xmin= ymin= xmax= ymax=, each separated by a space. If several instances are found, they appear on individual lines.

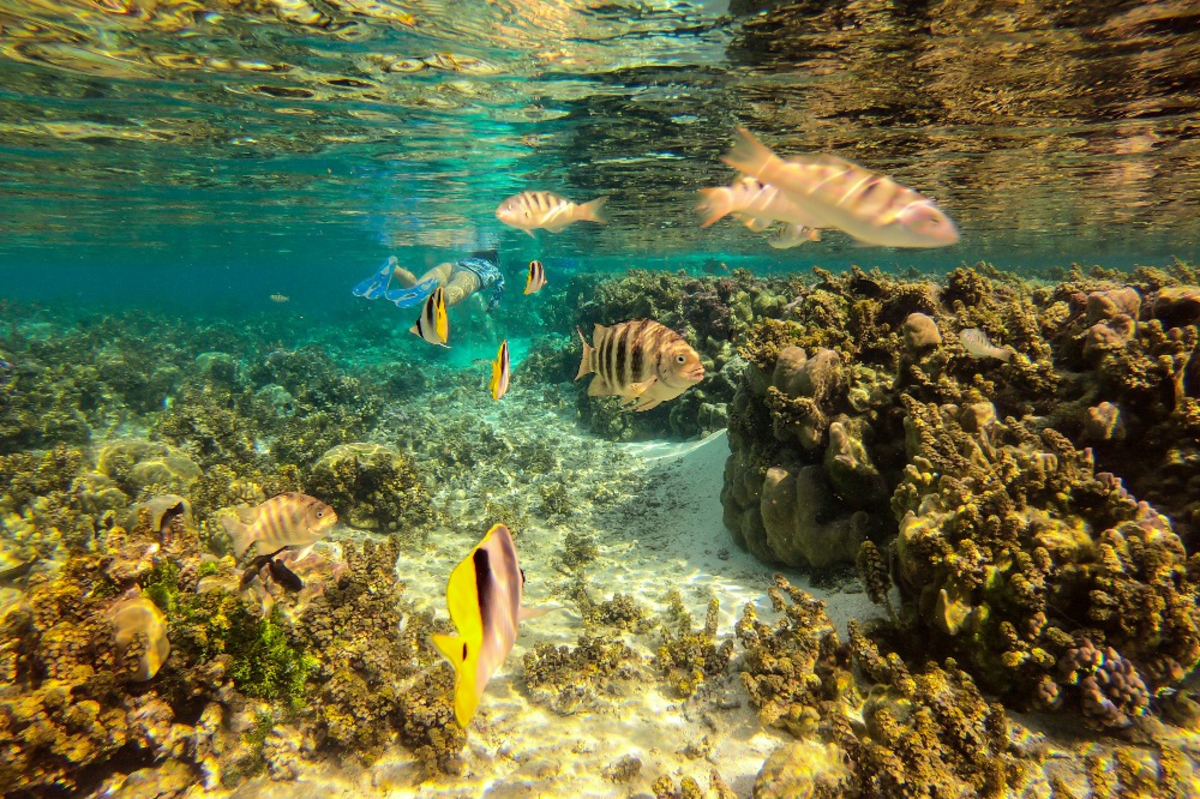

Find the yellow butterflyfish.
xmin=432 ymin=524 xmax=546 ymax=727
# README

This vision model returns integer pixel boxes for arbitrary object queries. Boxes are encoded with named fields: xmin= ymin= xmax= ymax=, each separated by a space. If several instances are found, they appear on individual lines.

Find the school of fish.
xmin=285 ymin=124 xmax=965 ymax=725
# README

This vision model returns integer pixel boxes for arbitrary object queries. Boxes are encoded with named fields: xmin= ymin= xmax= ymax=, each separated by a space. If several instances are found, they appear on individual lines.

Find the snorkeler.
xmin=352 ymin=250 xmax=506 ymax=310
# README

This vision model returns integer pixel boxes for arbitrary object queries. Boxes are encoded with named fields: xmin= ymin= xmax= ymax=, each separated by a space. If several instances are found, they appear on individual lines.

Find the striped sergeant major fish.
xmin=432 ymin=524 xmax=549 ymax=727
xmin=722 ymin=127 xmax=960 ymax=248
xmin=495 ymin=190 xmax=608 ymax=235
xmin=221 ymin=491 xmax=338 ymax=560
xmin=524 ymin=259 xmax=547 ymax=295
xmin=575 ymin=318 xmax=705 ymax=412
xmin=410 ymin=285 xmax=449 ymax=347
xmin=109 ymin=592 xmax=170 ymax=681
xmin=490 ymin=339 xmax=510 ymax=401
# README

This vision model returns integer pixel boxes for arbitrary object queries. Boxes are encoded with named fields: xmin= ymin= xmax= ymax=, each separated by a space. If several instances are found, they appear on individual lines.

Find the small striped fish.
xmin=490 ymin=339 xmax=510 ymax=400
xmin=110 ymin=594 xmax=169 ymax=681
xmin=495 ymin=190 xmax=608 ymax=235
xmin=697 ymin=175 xmax=825 ymax=230
xmin=575 ymin=319 xmax=705 ymax=412
xmin=960 ymin=328 xmax=1013 ymax=361
xmin=222 ymin=492 xmax=337 ymax=559
xmin=410 ymin=286 xmax=449 ymax=347
xmin=768 ymin=222 xmax=822 ymax=249
xmin=722 ymin=127 xmax=960 ymax=248
xmin=524 ymin=259 xmax=547 ymax=294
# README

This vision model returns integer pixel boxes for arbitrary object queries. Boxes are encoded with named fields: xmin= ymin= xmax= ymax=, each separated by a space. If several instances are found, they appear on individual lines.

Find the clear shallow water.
xmin=3 ymin=3 xmax=1200 ymax=797
xmin=1 ymin=0 xmax=1198 ymax=301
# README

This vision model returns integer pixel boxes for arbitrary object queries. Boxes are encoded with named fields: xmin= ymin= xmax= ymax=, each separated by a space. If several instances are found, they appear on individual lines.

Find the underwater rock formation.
xmin=890 ymin=398 xmax=1200 ymax=726
xmin=305 ymin=442 xmax=433 ymax=532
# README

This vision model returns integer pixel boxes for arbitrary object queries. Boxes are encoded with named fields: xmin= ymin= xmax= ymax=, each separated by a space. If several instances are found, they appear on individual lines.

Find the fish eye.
xmin=675 ymin=354 xmax=686 ymax=364
xmin=316 ymin=511 xmax=324 ymax=517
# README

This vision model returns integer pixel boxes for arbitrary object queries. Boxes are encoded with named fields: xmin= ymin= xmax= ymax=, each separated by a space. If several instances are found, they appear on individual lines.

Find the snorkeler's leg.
xmin=391 ymin=265 xmax=420 ymax=287
xmin=384 ymin=263 xmax=454 ymax=308
xmin=443 ymin=268 xmax=482 ymax=308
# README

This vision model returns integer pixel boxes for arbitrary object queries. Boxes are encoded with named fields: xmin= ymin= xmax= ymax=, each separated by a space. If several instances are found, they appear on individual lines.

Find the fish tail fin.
xmin=221 ymin=515 xmax=253 ymax=560
xmin=431 ymin=633 xmax=481 ymax=727
xmin=579 ymin=196 xmax=608 ymax=225
xmin=722 ymin=127 xmax=775 ymax=180
xmin=575 ymin=327 xmax=594 ymax=381
xmin=696 ymin=187 xmax=732 ymax=228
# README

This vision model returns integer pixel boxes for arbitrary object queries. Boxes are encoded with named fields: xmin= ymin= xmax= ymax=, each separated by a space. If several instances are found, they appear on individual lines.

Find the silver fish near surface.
xmin=575 ymin=318 xmax=705 ymax=412
xmin=222 ymin=491 xmax=338 ymax=559
xmin=110 ymin=593 xmax=170 ymax=681
xmin=768 ymin=222 xmax=822 ymax=249
xmin=495 ymin=190 xmax=608 ymax=235
xmin=960 ymin=328 xmax=1013 ymax=361
xmin=696 ymin=175 xmax=825 ymax=230
xmin=721 ymin=127 xmax=960 ymax=248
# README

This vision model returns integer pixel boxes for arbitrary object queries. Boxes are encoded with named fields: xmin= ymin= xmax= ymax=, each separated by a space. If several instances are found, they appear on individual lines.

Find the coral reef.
xmin=305 ymin=442 xmax=434 ymax=532
xmin=890 ymin=399 xmax=1200 ymax=725
xmin=738 ymin=576 xmax=1023 ymax=798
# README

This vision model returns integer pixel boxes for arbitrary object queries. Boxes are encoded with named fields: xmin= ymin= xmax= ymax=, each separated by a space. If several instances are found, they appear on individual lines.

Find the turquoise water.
xmin=3 ymin=2 xmax=1200 ymax=797
xmin=1 ymin=0 xmax=1198 ymax=308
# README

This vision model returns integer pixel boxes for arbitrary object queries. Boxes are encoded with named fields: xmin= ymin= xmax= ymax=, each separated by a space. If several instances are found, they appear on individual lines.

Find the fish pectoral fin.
xmin=622 ymin=378 xmax=657 ymax=400
xmin=518 ymin=605 xmax=556 ymax=622
xmin=631 ymin=396 xmax=665 ymax=412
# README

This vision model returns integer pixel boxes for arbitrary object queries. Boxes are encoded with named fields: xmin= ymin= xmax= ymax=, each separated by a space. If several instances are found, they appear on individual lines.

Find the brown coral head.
xmin=1082 ymin=402 xmax=1125 ymax=443
xmin=901 ymin=312 xmax=942 ymax=351
xmin=1085 ymin=288 xmax=1141 ymax=325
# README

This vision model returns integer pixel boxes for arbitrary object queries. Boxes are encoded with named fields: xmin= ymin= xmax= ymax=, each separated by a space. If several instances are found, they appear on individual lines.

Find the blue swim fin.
xmin=352 ymin=257 xmax=396 ymax=299
xmin=385 ymin=276 xmax=440 ymax=308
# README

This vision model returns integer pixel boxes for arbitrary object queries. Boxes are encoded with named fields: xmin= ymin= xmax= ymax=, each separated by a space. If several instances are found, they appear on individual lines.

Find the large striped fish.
xmin=697 ymin=175 xmax=825 ymax=231
xmin=432 ymin=524 xmax=548 ymax=727
xmin=222 ymin=492 xmax=337 ymax=559
xmin=410 ymin=286 xmax=449 ymax=347
xmin=575 ymin=318 xmax=705 ymax=412
xmin=722 ymin=128 xmax=960 ymax=248
xmin=495 ymin=190 xmax=608 ymax=235
xmin=110 ymin=593 xmax=170 ymax=681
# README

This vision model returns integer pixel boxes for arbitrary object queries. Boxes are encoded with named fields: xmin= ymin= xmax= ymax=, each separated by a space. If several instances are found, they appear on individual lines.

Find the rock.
xmin=772 ymin=346 xmax=808 ymax=397
xmin=795 ymin=348 xmax=843 ymax=405
xmin=824 ymin=420 xmax=887 ymax=508
xmin=754 ymin=740 xmax=850 ymax=799
xmin=1083 ymin=401 xmax=1125 ymax=442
